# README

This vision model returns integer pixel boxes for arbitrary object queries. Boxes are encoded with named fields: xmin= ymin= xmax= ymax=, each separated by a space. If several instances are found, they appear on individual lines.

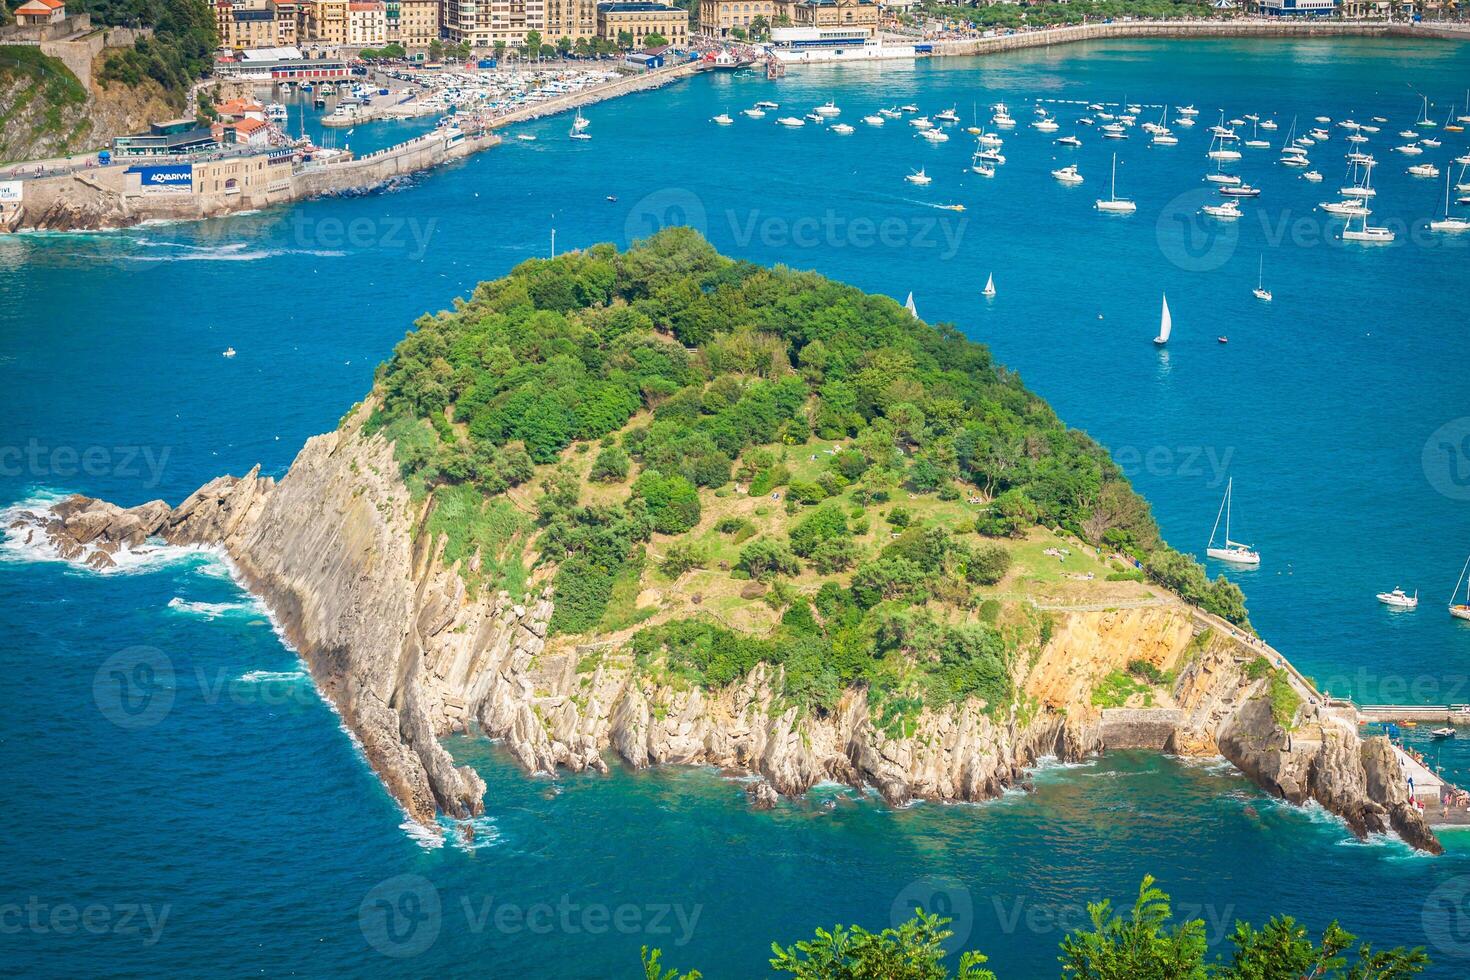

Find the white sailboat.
xmin=982 ymin=273 xmax=996 ymax=298
xmin=1207 ymin=479 xmax=1260 ymax=566
xmin=904 ymin=292 xmax=918 ymax=318
xmin=1153 ymin=293 xmax=1172 ymax=346
xmin=1095 ymin=153 xmax=1136 ymax=213
xmin=1430 ymin=168 xmax=1470 ymax=232
xmin=1451 ymin=555 xmax=1470 ymax=621
xmin=573 ymin=110 xmax=591 ymax=131
xmin=1253 ymin=256 xmax=1272 ymax=301
xmin=1341 ymin=210 xmax=1395 ymax=242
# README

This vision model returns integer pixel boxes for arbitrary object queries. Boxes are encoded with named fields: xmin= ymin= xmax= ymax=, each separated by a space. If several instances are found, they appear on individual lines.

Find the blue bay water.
xmin=5 ymin=37 xmax=1470 ymax=976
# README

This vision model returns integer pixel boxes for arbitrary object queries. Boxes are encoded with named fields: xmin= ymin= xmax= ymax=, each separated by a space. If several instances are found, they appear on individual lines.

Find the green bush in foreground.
xmin=642 ymin=876 xmax=1428 ymax=979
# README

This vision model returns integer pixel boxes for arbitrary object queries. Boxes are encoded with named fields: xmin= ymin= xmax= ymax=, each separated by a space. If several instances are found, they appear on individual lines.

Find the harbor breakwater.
xmin=0 ymin=60 xmax=703 ymax=234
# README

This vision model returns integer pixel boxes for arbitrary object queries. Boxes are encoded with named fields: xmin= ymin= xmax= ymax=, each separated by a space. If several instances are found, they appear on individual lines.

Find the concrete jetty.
xmin=0 ymin=59 xmax=707 ymax=233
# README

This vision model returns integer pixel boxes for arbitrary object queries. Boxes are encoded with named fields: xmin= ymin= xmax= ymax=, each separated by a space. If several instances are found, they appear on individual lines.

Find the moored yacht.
xmin=1095 ymin=153 xmax=1136 ymax=212
xmin=1376 ymin=587 xmax=1419 ymax=610
xmin=1051 ymin=163 xmax=1083 ymax=184
xmin=1207 ymin=479 xmax=1260 ymax=566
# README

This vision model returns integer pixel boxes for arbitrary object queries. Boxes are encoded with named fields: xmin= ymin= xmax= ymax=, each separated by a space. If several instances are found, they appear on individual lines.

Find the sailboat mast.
xmin=1224 ymin=478 xmax=1232 ymax=543
xmin=1454 ymin=554 xmax=1470 ymax=604
xmin=1209 ymin=482 xmax=1229 ymax=549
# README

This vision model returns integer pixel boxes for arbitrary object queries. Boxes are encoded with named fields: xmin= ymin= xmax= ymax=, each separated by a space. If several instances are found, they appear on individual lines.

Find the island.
xmin=8 ymin=229 xmax=1439 ymax=852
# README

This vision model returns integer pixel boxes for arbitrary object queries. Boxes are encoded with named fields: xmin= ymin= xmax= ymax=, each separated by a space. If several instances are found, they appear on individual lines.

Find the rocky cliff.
xmin=7 ymin=409 xmax=1440 ymax=852
xmin=0 ymin=46 xmax=176 ymax=166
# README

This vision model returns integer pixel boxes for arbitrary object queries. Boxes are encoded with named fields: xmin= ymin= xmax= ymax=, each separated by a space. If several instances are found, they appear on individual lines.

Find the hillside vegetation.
xmin=0 ymin=0 xmax=214 ymax=163
xmin=365 ymin=230 xmax=1248 ymax=723
xmin=0 ymin=46 xmax=88 ymax=159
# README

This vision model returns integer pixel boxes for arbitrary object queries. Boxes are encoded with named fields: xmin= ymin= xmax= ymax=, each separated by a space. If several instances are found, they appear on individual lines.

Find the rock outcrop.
xmin=7 ymin=410 xmax=1441 ymax=851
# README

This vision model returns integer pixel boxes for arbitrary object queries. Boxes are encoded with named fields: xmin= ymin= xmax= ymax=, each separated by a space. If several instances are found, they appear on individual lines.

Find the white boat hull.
xmin=1208 ymin=546 xmax=1260 ymax=566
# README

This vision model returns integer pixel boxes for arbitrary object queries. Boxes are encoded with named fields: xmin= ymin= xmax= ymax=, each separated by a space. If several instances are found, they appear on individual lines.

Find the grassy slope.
xmin=369 ymin=232 xmax=1238 ymax=721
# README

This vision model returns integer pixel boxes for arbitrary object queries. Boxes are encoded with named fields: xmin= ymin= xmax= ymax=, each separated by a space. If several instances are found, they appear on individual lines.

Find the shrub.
xmin=660 ymin=540 xmax=707 ymax=577
xmin=736 ymin=539 xmax=800 ymax=581
xmin=590 ymin=445 xmax=630 ymax=482
xmin=633 ymin=470 xmax=701 ymax=534
xmin=965 ymin=544 xmax=1012 ymax=586
xmin=789 ymin=503 xmax=851 ymax=558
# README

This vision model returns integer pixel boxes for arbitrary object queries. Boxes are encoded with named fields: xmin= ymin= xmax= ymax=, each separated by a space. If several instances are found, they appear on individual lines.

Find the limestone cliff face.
xmin=7 ymin=413 xmax=1441 ymax=851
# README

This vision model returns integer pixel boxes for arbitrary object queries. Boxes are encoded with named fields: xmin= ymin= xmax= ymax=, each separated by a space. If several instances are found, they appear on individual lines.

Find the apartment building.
xmin=595 ymin=1 xmax=687 ymax=46
xmin=545 ymin=0 xmax=598 ymax=42
xmin=698 ymin=0 xmax=776 ymax=37
xmin=302 ymin=0 xmax=349 ymax=44
xmin=389 ymin=0 xmax=441 ymax=48
xmin=347 ymin=0 xmax=388 ymax=44
xmin=443 ymin=0 xmax=547 ymax=48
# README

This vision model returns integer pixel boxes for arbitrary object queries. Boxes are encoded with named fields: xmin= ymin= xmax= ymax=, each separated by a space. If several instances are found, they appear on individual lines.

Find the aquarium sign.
xmin=0 ymin=181 xmax=22 ymax=203
xmin=131 ymin=165 xmax=195 ymax=189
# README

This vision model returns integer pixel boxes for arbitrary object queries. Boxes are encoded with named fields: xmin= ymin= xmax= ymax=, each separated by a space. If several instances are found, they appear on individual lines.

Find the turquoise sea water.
xmin=6 ymin=38 xmax=1470 ymax=976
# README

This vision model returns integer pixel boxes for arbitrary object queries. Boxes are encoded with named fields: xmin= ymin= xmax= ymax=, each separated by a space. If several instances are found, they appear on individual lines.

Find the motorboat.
xmin=814 ymin=101 xmax=841 ymax=117
xmin=905 ymin=168 xmax=932 ymax=185
xmin=831 ymin=123 xmax=855 ymax=135
xmin=712 ymin=113 xmax=733 ymax=125
xmin=1051 ymin=164 xmax=1083 ymax=184
xmin=1202 ymin=200 xmax=1242 ymax=219
xmin=776 ymin=116 xmax=806 ymax=127
xmin=1376 ymin=587 xmax=1419 ymax=609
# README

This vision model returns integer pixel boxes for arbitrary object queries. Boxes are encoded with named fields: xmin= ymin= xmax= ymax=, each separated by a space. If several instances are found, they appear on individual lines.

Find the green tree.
xmin=633 ymin=470 xmax=701 ymax=534
xmin=770 ymin=909 xmax=995 ymax=979
xmin=523 ymin=29 xmax=543 ymax=57
xmin=641 ymin=946 xmax=701 ymax=980
xmin=618 ymin=29 xmax=634 ymax=48
xmin=643 ymin=32 xmax=669 ymax=48
xmin=1059 ymin=874 xmax=1208 ymax=978
xmin=590 ymin=445 xmax=630 ymax=482
xmin=557 ymin=36 xmax=572 ymax=55
xmin=737 ymin=539 xmax=800 ymax=581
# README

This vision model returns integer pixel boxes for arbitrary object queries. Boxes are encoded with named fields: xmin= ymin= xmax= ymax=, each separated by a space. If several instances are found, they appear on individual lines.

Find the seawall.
xmin=2 ymin=60 xmax=705 ymax=233
xmin=4 ymin=126 xmax=498 ymax=231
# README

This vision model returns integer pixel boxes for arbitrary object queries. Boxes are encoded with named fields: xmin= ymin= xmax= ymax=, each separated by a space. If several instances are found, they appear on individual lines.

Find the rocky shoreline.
xmin=6 ymin=406 xmax=1440 ymax=853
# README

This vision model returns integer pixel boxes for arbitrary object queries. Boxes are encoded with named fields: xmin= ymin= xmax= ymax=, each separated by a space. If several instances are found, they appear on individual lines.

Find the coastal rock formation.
xmin=8 ymin=411 xmax=1439 ymax=851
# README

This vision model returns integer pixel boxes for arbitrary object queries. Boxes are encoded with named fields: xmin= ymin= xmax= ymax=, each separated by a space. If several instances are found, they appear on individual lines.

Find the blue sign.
xmin=129 ymin=165 xmax=194 ymax=188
